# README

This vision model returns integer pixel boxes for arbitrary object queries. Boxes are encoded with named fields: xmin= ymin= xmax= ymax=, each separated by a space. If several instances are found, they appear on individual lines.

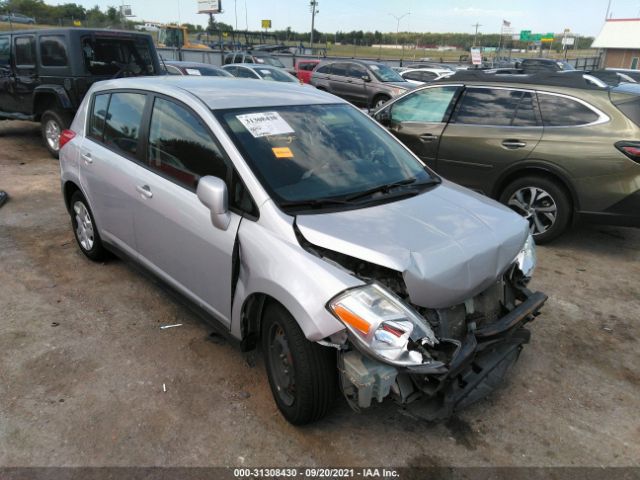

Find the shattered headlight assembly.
xmin=327 ymin=283 xmax=437 ymax=367
xmin=515 ymin=233 xmax=537 ymax=279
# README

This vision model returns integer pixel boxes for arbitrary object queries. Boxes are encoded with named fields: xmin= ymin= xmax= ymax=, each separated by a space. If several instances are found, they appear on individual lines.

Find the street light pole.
xmin=472 ymin=22 xmax=482 ymax=47
xmin=310 ymin=1 xmax=319 ymax=49
xmin=389 ymin=12 xmax=410 ymax=46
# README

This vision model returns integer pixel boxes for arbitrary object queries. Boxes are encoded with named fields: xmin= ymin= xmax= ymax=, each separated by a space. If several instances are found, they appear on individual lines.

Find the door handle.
xmin=419 ymin=133 xmax=438 ymax=143
xmin=501 ymin=140 xmax=527 ymax=149
xmin=136 ymin=184 xmax=153 ymax=198
xmin=81 ymin=152 xmax=92 ymax=164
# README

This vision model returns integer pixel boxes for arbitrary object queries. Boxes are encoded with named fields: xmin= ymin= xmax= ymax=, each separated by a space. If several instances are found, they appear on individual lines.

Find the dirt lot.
xmin=1 ymin=120 xmax=639 ymax=468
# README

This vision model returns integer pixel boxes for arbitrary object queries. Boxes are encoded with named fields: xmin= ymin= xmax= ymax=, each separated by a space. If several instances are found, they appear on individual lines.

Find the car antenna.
xmin=159 ymin=54 xmax=169 ymax=74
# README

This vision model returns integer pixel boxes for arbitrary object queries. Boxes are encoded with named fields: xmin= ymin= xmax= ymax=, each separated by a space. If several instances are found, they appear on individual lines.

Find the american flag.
xmin=503 ymin=20 xmax=511 ymax=27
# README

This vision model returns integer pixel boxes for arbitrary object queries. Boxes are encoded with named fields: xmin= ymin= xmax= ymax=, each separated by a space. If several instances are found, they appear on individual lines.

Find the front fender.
xmin=231 ymin=218 xmax=363 ymax=342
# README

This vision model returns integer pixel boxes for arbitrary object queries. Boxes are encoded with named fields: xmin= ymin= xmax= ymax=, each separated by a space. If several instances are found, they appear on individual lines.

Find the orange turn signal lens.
xmin=333 ymin=305 xmax=371 ymax=335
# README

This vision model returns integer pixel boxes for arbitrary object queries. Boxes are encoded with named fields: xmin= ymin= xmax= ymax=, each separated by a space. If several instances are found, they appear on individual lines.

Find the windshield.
xmin=82 ymin=37 xmax=156 ymax=76
xmin=369 ymin=64 xmax=406 ymax=82
xmin=259 ymin=57 xmax=286 ymax=68
xmin=216 ymin=104 xmax=432 ymax=208
xmin=254 ymin=67 xmax=296 ymax=82
xmin=557 ymin=60 xmax=575 ymax=71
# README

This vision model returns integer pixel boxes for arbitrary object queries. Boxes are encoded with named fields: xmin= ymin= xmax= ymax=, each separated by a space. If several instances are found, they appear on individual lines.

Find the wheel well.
xmin=240 ymin=293 xmax=283 ymax=352
xmin=63 ymin=181 xmax=81 ymax=213
xmin=33 ymin=93 xmax=61 ymax=120
xmin=493 ymin=167 xmax=578 ymax=212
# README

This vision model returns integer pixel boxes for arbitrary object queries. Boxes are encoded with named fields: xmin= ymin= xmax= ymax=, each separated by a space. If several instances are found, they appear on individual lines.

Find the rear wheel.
xmin=372 ymin=95 xmax=391 ymax=109
xmin=261 ymin=303 xmax=336 ymax=425
xmin=70 ymin=191 xmax=108 ymax=261
xmin=41 ymin=109 xmax=72 ymax=159
xmin=499 ymin=175 xmax=572 ymax=244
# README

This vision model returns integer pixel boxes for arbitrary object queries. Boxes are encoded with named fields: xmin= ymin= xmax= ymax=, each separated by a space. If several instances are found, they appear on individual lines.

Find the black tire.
xmin=499 ymin=175 xmax=572 ymax=244
xmin=41 ymin=109 xmax=72 ymax=159
xmin=371 ymin=95 xmax=390 ymax=109
xmin=261 ymin=302 xmax=336 ymax=425
xmin=69 ymin=191 xmax=108 ymax=262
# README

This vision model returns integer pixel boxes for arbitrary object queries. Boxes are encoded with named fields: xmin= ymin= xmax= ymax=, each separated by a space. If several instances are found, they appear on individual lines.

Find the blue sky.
xmin=45 ymin=0 xmax=640 ymax=36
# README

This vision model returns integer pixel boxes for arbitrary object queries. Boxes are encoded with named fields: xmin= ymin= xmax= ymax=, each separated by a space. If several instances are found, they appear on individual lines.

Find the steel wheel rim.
xmin=375 ymin=98 xmax=388 ymax=108
xmin=73 ymin=201 xmax=94 ymax=251
xmin=507 ymin=186 xmax=557 ymax=236
xmin=45 ymin=119 xmax=61 ymax=151
xmin=267 ymin=322 xmax=296 ymax=406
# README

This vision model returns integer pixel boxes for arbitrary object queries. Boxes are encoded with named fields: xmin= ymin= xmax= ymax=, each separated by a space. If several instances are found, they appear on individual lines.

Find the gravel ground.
xmin=1 ymin=121 xmax=639 ymax=468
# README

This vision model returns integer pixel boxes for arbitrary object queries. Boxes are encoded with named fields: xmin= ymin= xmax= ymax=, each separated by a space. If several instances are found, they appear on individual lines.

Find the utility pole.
xmin=605 ymin=0 xmax=613 ymax=19
xmin=310 ymin=1 xmax=319 ymax=48
xmin=389 ymin=12 xmax=410 ymax=46
xmin=472 ymin=22 xmax=482 ymax=47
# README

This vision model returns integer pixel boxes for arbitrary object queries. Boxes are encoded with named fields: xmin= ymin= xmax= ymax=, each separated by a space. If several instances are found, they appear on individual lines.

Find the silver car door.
xmin=79 ymin=91 xmax=148 ymax=256
xmin=133 ymin=96 xmax=241 ymax=325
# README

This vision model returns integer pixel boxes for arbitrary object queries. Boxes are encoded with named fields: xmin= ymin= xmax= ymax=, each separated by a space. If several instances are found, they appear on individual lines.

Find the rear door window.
xmin=40 ymin=35 xmax=68 ymax=67
xmin=512 ymin=92 xmax=539 ymax=126
xmin=0 ymin=36 xmax=10 ymax=66
xmin=330 ymin=63 xmax=349 ymax=77
xmin=390 ymin=86 xmax=460 ymax=123
xmin=315 ymin=64 xmax=330 ymax=74
xmin=538 ymin=93 xmax=600 ymax=126
xmin=454 ymin=88 xmax=524 ymax=126
xmin=103 ymin=92 xmax=147 ymax=157
xmin=14 ymin=36 xmax=36 ymax=66
xmin=147 ymin=97 xmax=229 ymax=189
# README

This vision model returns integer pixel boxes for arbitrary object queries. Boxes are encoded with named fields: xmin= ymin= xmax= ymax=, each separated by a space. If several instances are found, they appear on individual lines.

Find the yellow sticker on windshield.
xmin=272 ymin=147 xmax=294 ymax=159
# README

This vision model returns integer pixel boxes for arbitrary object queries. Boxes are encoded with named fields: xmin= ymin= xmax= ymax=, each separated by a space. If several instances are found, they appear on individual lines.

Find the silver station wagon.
xmin=59 ymin=77 xmax=546 ymax=425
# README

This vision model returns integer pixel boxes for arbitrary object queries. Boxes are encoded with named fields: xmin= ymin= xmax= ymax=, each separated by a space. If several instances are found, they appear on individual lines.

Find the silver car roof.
xmin=90 ymin=76 xmax=345 ymax=110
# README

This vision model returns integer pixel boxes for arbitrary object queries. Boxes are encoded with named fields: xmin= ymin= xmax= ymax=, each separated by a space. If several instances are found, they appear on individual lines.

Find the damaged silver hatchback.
xmin=60 ymin=77 xmax=546 ymax=425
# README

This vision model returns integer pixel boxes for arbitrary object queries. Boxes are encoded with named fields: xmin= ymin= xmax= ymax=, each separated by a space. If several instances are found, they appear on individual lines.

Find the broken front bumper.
xmin=339 ymin=289 xmax=547 ymax=419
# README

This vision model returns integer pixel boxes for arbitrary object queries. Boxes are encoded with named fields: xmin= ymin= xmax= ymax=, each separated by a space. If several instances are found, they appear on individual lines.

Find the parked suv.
xmin=59 ymin=76 xmax=545 ymax=425
xmin=0 ymin=28 xmax=161 ymax=157
xmin=311 ymin=59 xmax=414 ymax=108
xmin=223 ymin=51 xmax=286 ymax=68
xmin=373 ymin=70 xmax=640 ymax=242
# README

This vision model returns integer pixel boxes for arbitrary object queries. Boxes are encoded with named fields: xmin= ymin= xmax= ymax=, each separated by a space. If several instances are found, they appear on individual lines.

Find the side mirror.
xmin=375 ymin=107 xmax=391 ymax=126
xmin=362 ymin=74 xmax=371 ymax=82
xmin=197 ymin=175 xmax=231 ymax=230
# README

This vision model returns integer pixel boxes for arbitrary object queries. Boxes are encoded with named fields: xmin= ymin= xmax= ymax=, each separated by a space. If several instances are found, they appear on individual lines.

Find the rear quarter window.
xmin=538 ymin=93 xmax=600 ymax=126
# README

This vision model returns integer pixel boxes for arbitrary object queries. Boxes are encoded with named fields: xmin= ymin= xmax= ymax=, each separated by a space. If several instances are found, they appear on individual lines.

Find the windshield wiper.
xmin=344 ymin=177 xmax=440 ymax=202
xmin=278 ymin=197 xmax=354 ymax=211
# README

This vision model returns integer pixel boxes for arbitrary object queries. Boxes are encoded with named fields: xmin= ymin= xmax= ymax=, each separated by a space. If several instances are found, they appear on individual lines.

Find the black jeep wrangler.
xmin=0 ymin=28 xmax=162 ymax=157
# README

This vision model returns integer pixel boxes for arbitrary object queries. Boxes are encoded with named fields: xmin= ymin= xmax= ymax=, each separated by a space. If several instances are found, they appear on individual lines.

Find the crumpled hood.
xmin=296 ymin=182 xmax=529 ymax=309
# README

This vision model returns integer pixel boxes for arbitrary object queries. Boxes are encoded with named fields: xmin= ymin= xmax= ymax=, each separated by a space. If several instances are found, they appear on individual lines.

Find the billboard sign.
xmin=198 ymin=0 xmax=221 ymax=14
xmin=261 ymin=19 xmax=272 ymax=29
xmin=470 ymin=47 xmax=482 ymax=65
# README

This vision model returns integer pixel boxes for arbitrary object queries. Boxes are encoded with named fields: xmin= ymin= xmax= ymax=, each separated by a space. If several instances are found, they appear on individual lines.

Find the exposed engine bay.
xmin=297 ymin=226 xmax=547 ymax=420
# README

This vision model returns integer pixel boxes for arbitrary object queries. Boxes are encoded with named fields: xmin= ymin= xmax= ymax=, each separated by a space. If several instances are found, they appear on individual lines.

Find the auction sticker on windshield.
xmin=237 ymin=111 xmax=295 ymax=138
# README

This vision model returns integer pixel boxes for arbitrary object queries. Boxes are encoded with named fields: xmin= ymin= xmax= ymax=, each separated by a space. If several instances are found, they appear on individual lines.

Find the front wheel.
xmin=41 ymin=109 xmax=72 ymax=159
xmin=261 ymin=303 xmax=336 ymax=425
xmin=499 ymin=175 xmax=572 ymax=244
